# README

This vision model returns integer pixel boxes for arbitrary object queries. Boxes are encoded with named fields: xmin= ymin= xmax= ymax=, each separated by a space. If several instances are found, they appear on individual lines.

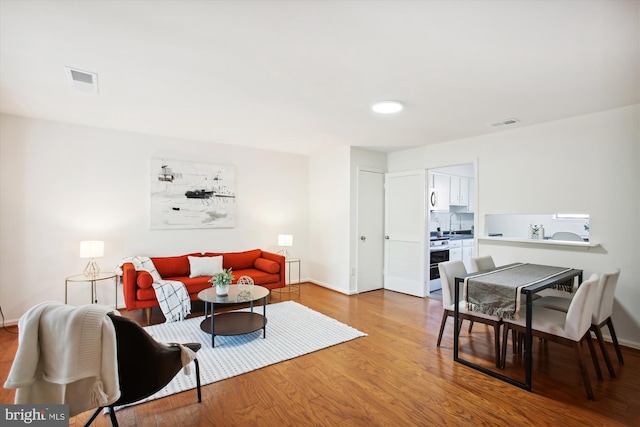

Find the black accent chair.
xmin=84 ymin=314 xmax=202 ymax=427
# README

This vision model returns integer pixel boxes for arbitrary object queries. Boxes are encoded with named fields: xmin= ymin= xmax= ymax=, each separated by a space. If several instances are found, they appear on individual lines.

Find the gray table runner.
xmin=464 ymin=263 xmax=573 ymax=319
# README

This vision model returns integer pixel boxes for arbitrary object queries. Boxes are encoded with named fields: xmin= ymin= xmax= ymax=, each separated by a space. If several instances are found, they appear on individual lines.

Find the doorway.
xmin=356 ymin=169 xmax=385 ymax=293
xmin=427 ymin=162 xmax=476 ymax=299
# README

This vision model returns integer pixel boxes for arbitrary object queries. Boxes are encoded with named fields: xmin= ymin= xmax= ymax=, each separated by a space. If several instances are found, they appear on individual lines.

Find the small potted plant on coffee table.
xmin=210 ymin=268 xmax=234 ymax=296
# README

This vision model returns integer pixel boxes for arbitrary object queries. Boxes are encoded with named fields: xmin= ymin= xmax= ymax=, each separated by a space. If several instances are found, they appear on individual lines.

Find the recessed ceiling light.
xmin=372 ymin=100 xmax=403 ymax=114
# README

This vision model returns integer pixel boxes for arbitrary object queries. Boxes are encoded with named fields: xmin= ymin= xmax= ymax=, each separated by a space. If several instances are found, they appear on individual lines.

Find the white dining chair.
xmin=470 ymin=255 xmax=495 ymax=273
xmin=501 ymin=274 xmax=601 ymax=400
xmin=437 ymin=260 xmax=503 ymax=368
xmin=534 ymin=269 xmax=622 ymax=378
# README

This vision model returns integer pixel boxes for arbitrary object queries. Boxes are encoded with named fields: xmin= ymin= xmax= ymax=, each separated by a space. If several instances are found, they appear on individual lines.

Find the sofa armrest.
xmin=121 ymin=262 xmax=139 ymax=310
xmin=261 ymin=251 xmax=286 ymax=288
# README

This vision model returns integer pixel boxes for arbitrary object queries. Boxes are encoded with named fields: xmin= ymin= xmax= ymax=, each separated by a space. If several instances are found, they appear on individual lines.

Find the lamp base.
xmin=83 ymin=259 xmax=101 ymax=278
xmin=277 ymin=248 xmax=290 ymax=259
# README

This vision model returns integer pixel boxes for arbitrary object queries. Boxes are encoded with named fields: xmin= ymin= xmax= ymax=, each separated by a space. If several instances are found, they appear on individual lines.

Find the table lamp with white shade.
xmin=80 ymin=240 xmax=104 ymax=278
xmin=277 ymin=234 xmax=293 ymax=259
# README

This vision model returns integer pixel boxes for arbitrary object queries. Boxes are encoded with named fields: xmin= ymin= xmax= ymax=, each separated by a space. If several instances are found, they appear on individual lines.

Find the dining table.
xmin=453 ymin=263 xmax=583 ymax=391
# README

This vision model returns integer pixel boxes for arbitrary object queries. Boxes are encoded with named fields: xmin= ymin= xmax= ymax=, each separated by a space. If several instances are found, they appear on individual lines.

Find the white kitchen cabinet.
xmin=449 ymin=239 xmax=462 ymax=261
xmin=462 ymin=239 xmax=474 ymax=271
xmin=450 ymin=176 xmax=469 ymax=206
xmin=429 ymin=172 xmax=450 ymax=212
xmin=450 ymin=239 xmax=474 ymax=269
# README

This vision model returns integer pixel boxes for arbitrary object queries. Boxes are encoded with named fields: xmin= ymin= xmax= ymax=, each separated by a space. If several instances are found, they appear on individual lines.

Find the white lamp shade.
xmin=277 ymin=234 xmax=293 ymax=247
xmin=80 ymin=240 xmax=104 ymax=258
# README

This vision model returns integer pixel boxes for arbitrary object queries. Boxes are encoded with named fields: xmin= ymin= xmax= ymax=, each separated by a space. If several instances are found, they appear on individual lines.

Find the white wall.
xmin=388 ymin=105 xmax=640 ymax=348
xmin=308 ymin=145 xmax=352 ymax=293
xmin=308 ymin=146 xmax=387 ymax=295
xmin=0 ymin=114 xmax=309 ymax=322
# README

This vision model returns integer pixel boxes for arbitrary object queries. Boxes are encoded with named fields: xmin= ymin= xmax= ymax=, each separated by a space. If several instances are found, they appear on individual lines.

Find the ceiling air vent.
xmin=489 ymin=118 xmax=520 ymax=127
xmin=65 ymin=67 xmax=98 ymax=94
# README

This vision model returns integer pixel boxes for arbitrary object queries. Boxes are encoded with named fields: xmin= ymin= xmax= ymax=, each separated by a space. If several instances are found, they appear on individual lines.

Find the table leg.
xmin=91 ymin=280 xmax=97 ymax=304
xmin=525 ymin=289 xmax=533 ymax=390
xmin=262 ymin=296 xmax=267 ymax=339
xmin=454 ymin=278 xmax=460 ymax=361
xmin=210 ymin=303 xmax=215 ymax=347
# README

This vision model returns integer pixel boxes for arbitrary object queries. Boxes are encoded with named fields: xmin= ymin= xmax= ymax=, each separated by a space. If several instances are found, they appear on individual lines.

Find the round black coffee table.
xmin=198 ymin=285 xmax=269 ymax=347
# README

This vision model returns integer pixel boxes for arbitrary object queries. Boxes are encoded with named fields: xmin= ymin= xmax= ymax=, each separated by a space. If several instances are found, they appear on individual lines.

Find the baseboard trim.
xmin=307 ymin=280 xmax=358 ymax=295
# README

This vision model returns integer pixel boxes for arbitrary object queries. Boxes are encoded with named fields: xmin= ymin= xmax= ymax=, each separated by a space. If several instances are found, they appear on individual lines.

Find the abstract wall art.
xmin=150 ymin=158 xmax=236 ymax=229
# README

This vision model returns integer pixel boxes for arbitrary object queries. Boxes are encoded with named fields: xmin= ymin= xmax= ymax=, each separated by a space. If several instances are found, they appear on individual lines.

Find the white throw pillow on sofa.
xmin=188 ymin=255 xmax=223 ymax=278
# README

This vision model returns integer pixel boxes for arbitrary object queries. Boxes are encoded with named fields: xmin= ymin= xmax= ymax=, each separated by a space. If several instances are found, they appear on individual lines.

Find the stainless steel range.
xmin=429 ymin=237 xmax=450 ymax=282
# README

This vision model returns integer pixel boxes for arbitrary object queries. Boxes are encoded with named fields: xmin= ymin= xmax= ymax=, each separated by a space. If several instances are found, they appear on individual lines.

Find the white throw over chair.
xmin=534 ymin=269 xmax=622 ymax=378
xmin=466 ymin=256 xmax=497 ymax=334
xmin=437 ymin=260 xmax=502 ymax=368
xmin=470 ymin=255 xmax=495 ymax=273
xmin=501 ymin=274 xmax=601 ymax=400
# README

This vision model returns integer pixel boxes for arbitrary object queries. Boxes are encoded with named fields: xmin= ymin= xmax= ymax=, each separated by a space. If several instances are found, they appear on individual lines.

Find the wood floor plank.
xmin=1 ymin=283 xmax=638 ymax=426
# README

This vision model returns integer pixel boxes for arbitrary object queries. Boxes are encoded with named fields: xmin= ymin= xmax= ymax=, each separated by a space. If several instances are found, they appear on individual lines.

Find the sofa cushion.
xmin=254 ymin=258 xmax=280 ymax=274
xmin=170 ymin=276 xmax=213 ymax=295
xmin=151 ymin=254 xmax=199 ymax=278
xmin=137 ymin=271 xmax=154 ymax=289
xmin=222 ymin=249 xmax=262 ymax=270
xmin=233 ymin=269 xmax=280 ymax=286
xmin=188 ymin=255 xmax=223 ymax=278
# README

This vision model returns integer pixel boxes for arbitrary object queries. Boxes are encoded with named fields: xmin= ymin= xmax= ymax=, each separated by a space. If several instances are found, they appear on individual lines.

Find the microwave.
xmin=428 ymin=188 xmax=439 ymax=210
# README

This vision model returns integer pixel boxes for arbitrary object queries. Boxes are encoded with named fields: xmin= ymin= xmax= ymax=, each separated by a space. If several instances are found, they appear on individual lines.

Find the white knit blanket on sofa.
xmin=116 ymin=256 xmax=191 ymax=323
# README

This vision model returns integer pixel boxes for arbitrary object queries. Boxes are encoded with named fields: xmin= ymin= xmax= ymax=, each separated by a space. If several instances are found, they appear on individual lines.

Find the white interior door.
xmin=357 ymin=169 xmax=384 ymax=293
xmin=384 ymin=170 xmax=427 ymax=297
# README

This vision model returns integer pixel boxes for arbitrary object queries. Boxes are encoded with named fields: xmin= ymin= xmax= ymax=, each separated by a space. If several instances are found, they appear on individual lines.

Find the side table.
xmin=275 ymin=258 xmax=301 ymax=296
xmin=65 ymin=272 xmax=118 ymax=306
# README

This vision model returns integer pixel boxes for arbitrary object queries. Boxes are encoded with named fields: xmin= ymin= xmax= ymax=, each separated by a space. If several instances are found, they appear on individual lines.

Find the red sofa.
xmin=121 ymin=249 xmax=285 ymax=322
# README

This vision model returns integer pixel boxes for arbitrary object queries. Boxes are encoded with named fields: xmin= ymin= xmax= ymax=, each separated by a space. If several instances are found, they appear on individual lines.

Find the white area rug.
xmin=128 ymin=301 xmax=367 ymax=406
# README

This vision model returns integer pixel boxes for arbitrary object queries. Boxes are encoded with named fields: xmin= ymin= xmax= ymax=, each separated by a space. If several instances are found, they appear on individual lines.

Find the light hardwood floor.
xmin=1 ymin=283 xmax=638 ymax=426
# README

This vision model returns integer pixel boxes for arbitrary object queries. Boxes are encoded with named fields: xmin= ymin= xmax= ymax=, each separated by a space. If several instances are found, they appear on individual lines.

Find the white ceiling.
xmin=1 ymin=0 xmax=638 ymax=156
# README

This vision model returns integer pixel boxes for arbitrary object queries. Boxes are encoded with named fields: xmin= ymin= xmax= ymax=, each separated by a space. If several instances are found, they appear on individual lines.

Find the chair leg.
xmin=517 ymin=331 xmax=524 ymax=355
xmin=493 ymin=323 xmax=501 ymax=368
xmin=145 ymin=307 xmax=151 ymax=325
xmin=592 ymin=325 xmax=615 ymax=378
xmin=194 ymin=358 xmax=202 ymax=403
xmin=500 ymin=323 xmax=510 ymax=369
xmin=574 ymin=339 xmax=595 ymax=400
xmin=436 ymin=310 xmax=449 ymax=347
xmin=83 ymin=407 xmax=102 ymax=427
xmin=606 ymin=318 xmax=624 ymax=364
xmin=108 ymin=406 xmax=119 ymax=427
xmin=585 ymin=332 xmax=603 ymax=381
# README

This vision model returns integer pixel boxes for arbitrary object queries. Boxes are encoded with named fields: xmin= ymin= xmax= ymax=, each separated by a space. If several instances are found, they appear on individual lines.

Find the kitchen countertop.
xmin=430 ymin=231 xmax=474 ymax=240
xmin=448 ymin=234 xmax=474 ymax=240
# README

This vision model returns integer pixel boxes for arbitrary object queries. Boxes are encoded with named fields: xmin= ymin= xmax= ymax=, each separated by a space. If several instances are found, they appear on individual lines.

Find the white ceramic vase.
xmin=216 ymin=283 xmax=229 ymax=296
